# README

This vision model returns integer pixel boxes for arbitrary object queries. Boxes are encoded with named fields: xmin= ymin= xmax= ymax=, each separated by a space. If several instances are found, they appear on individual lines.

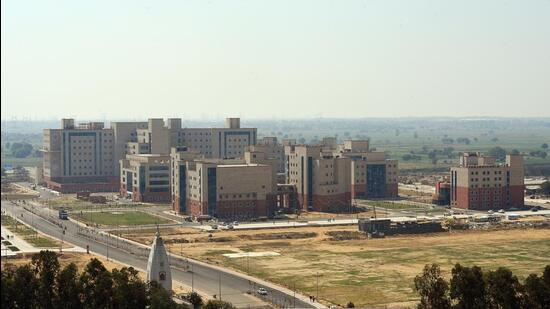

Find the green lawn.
xmin=1 ymin=214 xmax=60 ymax=248
xmin=72 ymin=211 xmax=170 ymax=226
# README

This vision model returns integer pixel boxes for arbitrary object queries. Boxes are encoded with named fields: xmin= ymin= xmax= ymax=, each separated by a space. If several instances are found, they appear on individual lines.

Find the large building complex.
xmin=171 ymin=148 xmax=277 ymax=219
xmin=44 ymin=117 xmax=256 ymax=193
xmin=119 ymin=154 xmax=171 ymax=203
xmin=450 ymin=152 xmax=524 ymax=210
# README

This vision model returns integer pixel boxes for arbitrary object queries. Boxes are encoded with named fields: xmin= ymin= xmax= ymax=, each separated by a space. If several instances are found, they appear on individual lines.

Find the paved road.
xmin=1 ymin=200 xmax=320 ymax=309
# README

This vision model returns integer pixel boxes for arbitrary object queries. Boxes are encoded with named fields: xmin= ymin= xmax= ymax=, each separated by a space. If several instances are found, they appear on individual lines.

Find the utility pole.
xmin=219 ymin=272 xmax=222 ymax=301
xmin=293 ymin=282 xmax=296 ymax=309
xmin=316 ymin=272 xmax=319 ymax=300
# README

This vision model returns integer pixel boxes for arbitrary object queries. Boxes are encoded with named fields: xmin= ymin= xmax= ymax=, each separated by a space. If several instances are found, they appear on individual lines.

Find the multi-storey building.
xmin=450 ymin=152 xmax=524 ymax=210
xmin=337 ymin=140 xmax=399 ymax=199
xmin=43 ymin=117 xmax=257 ymax=192
xmin=119 ymin=154 xmax=171 ymax=203
xmin=42 ymin=119 xmax=119 ymax=193
xmin=246 ymin=137 xmax=286 ymax=174
xmin=132 ymin=117 xmax=257 ymax=159
xmin=285 ymin=145 xmax=352 ymax=212
xmin=171 ymin=148 xmax=277 ymax=219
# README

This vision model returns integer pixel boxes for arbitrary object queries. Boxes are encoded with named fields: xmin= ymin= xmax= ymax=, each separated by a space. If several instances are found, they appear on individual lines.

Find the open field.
xmin=120 ymin=223 xmax=550 ymax=308
xmin=1 ymin=214 xmax=63 ymax=248
xmin=72 ymin=211 xmax=171 ymax=227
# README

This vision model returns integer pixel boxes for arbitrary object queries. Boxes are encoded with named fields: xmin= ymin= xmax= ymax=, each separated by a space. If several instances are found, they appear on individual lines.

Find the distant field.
xmin=121 ymin=225 xmax=550 ymax=308
xmin=72 ymin=211 xmax=170 ymax=226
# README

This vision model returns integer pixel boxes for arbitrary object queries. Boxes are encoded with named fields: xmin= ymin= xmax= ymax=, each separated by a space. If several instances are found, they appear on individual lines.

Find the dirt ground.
xmin=120 ymin=221 xmax=550 ymax=308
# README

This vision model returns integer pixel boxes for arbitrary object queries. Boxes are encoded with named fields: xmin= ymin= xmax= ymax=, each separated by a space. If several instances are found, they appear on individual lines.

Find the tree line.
xmin=1 ymin=251 xmax=235 ymax=309
xmin=414 ymin=263 xmax=550 ymax=309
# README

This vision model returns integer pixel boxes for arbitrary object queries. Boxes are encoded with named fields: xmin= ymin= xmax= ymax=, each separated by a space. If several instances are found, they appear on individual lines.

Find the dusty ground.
xmin=121 ymin=221 xmax=550 ymax=308
xmin=1 ymin=251 xmax=191 ymax=295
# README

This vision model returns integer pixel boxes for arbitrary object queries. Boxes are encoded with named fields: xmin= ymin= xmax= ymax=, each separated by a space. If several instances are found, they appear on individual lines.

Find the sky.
xmin=1 ymin=0 xmax=550 ymax=120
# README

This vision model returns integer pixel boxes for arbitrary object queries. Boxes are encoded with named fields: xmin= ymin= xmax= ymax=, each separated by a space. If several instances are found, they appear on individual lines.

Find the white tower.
xmin=146 ymin=228 xmax=172 ymax=291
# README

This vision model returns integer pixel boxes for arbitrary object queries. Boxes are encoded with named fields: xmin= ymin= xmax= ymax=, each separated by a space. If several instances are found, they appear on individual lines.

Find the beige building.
xmin=42 ymin=119 xmax=119 ymax=192
xmin=131 ymin=117 xmax=257 ymax=159
xmin=120 ymin=154 xmax=171 ymax=203
xmin=450 ymin=152 xmax=524 ymax=210
xmin=337 ymin=140 xmax=399 ymax=199
xmin=171 ymin=148 xmax=277 ymax=219
xmin=285 ymin=145 xmax=352 ymax=212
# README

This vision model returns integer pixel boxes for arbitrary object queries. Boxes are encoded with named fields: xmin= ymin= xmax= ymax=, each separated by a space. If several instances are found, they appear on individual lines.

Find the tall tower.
xmin=146 ymin=228 xmax=172 ymax=292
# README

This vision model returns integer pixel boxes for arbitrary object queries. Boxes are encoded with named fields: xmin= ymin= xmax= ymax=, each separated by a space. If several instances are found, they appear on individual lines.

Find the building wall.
xmin=450 ymin=154 xmax=524 ymax=210
xmin=120 ymin=154 xmax=171 ymax=203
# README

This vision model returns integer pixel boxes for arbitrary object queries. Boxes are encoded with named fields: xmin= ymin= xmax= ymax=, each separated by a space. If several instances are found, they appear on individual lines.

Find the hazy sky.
xmin=2 ymin=0 xmax=549 ymax=120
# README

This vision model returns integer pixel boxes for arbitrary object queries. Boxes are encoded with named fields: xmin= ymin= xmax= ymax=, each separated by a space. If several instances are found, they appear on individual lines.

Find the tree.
xmin=1 ymin=167 xmax=5 ymax=177
xmin=12 ymin=264 xmax=39 ymax=309
xmin=450 ymin=264 xmax=487 ymax=309
xmin=80 ymin=258 xmax=114 ymax=309
xmin=488 ymin=147 xmax=507 ymax=161
xmin=1 ymin=266 xmax=15 ymax=308
xmin=541 ymin=181 xmax=550 ymax=196
xmin=511 ymin=149 xmax=520 ymax=155
xmin=10 ymin=142 xmax=33 ymax=158
xmin=148 ymin=281 xmax=181 ymax=309
xmin=31 ymin=250 xmax=60 ymax=309
xmin=414 ymin=264 xmax=450 ymax=309
xmin=485 ymin=267 xmax=522 ymax=309
xmin=204 ymin=300 xmax=237 ymax=309
xmin=112 ymin=267 xmax=147 ymax=309
xmin=56 ymin=263 xmax=83 ymax=309
xmin=523 ymin=273 xmax=550 ymax=309
xmin=542 ymin=143 xmax=548 ymax=149
xmin=346 ymin=301 xmax=356 ymax=308
xmin=185 ymin=291 xmax=204 ymax=309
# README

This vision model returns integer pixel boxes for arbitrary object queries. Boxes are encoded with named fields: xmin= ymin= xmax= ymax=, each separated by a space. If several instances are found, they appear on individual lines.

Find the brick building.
xmin=450 ymin=152 xmax=524 ymax=210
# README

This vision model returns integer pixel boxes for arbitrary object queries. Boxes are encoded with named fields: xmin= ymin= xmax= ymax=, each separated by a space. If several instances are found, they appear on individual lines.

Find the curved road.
xmin=2 ymin=200 xmax=321 ymax=309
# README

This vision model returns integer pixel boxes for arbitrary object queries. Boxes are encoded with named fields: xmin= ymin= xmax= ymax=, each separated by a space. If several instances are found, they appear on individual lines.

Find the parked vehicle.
xmin=58 ymin=209 xmax=68 ymax=220
xmin=257 ymin=287 xmax=268 ymax=295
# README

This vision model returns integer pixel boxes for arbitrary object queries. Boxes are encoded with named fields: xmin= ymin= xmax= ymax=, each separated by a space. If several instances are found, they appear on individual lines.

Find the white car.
xmin=257 ymin=287 xmax=268 ymax=295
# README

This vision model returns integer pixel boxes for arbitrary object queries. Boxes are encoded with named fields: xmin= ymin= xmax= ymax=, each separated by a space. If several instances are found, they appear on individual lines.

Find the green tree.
xmin=346 ymin=301 xmax=356 ymax=308
xmin=148 ymin=281 xmax=181 ymax=309
xmin=56 ymin=263 xmax=83 ymax=309
xmin=204 ymin=299 xmax=237 ymax=309
xmin=1 ymin=266 xmax=15 ymax=308
xmin=523 ymin=273 xmax=550 ymax=309
xmin=450 ymin=264 xmax=487 ymax=309
xmin=32 ymin=250 xmax=61 ymax=309
xmin=12 ymin=264 xmax=39 ymax=309
xmin=10 ymin=142 xmax=33 ymax=158
xmin=511 ymin=149 xmax=520 ymax=155
xmin=485 ymin=267 xmax=522 ymax=309
xmin=542 ymin=143 xmax=548 ymax=149
xmin=541 ymin=181 xmax=550 ymax=196
xmin=185 ymin=291 xmax=204 ymax=309
xmin=414 ymin=264 xmax=451 ymax=309
xmin=112 ymin=267 xmax=147 ymax=309
xmin=1 ymin=167 xmax=6 ymax=177
xmin=80 ymin=258 xmax=114 ymax=309
xmin=488 ymin=147 xmax=507 ymax=161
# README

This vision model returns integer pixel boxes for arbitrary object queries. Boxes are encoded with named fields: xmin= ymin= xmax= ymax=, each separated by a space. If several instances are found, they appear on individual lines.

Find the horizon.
xmin=2 ymin=0 xmax=550 ymax=119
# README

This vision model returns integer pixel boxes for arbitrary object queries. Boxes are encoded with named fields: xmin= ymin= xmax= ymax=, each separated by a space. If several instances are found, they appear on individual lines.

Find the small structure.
xmin=146 ymin=228 xmax=172 ymax=292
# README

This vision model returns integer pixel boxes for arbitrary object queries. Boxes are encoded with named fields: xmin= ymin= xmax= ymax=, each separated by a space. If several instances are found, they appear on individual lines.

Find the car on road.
xmin=257 ymin=287 xmax=268 ymax=295
xmin=232 ymin=221 xmax=239 ymax=226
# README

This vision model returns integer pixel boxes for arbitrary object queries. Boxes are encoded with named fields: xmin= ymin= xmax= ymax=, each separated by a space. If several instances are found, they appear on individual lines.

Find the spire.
xmin=146 ymin=228 xmax=172 ymax=292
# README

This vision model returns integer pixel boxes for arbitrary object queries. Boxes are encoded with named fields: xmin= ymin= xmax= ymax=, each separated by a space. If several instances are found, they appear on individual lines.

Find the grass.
xmin=72 ymin=211 xmax=171 ymax=227
xmin=45 ymin=196 xmax=155 ymax=211
xmin=1 ymin=214 xmax=61 ymax=248
xmin=139 ymin=224 xmax=550 ymax=308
